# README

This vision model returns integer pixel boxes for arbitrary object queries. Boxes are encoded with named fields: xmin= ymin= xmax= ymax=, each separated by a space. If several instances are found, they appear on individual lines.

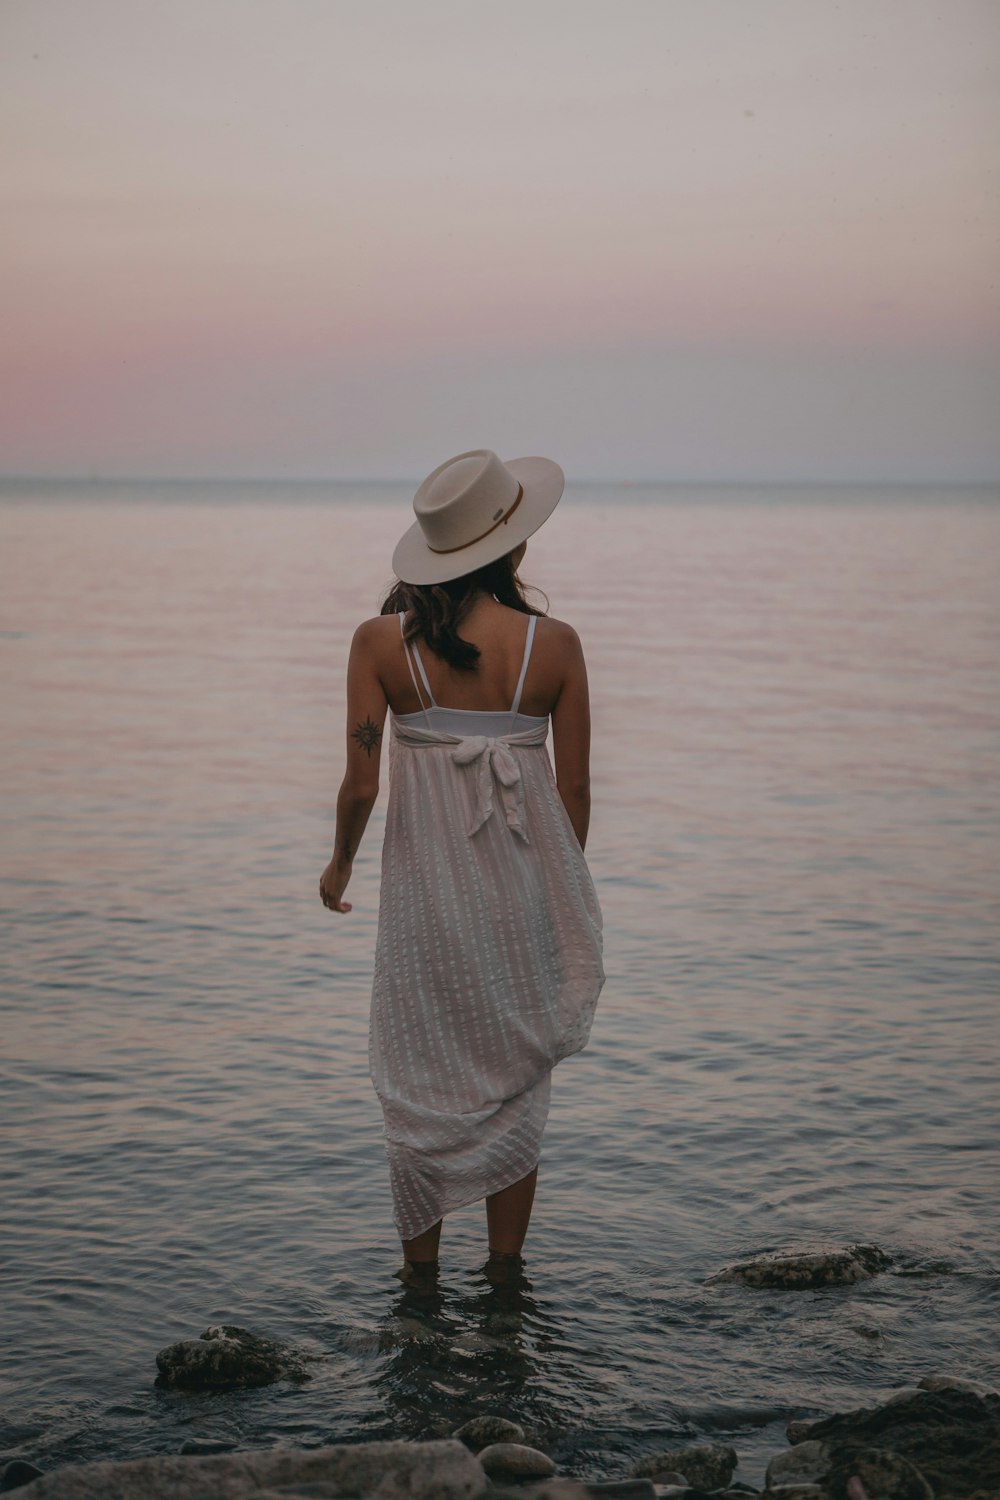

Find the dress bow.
xmin=451 ymin=735 xmax=528 ymax=839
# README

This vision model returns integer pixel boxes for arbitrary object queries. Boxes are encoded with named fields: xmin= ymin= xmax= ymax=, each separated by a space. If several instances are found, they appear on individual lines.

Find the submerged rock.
xmin=629 ymin=1440 xmax=737 ymax=1488
xmin=11 ymin=1438 xmax=485 ymax=1500
xmin=707 ymin=1243 xmax=891 ymax=1290
xmin=453 ymin=1414 xmax=526 ymax=1449
xmin=155 ymin=1323 xmax=311 ymax=1390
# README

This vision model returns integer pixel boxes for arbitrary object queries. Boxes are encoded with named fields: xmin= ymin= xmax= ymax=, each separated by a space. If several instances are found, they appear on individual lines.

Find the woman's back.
xmin=371 ymin=597 xmax=578 ymax=721
xmin=396 ymin=608 xmax=544 ymax=738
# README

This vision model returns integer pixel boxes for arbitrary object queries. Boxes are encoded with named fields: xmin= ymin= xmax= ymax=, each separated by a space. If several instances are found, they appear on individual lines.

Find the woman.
xmin=319 ymin=449 xmax=604 ymax=1288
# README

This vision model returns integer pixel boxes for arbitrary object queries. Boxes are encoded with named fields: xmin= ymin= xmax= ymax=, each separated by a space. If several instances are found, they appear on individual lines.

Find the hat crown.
xmin=413 ymin=449 xmax=521 ymax=554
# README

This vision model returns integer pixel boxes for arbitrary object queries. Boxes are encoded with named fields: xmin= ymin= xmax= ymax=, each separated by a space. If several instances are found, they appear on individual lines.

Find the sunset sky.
xmin=3 ymin=0 xmax=998 ymax=481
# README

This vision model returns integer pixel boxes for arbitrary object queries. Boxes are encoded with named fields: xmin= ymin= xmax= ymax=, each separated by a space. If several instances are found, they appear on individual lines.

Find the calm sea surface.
xmin=2 ymin=481 xmax=998 ymax=1486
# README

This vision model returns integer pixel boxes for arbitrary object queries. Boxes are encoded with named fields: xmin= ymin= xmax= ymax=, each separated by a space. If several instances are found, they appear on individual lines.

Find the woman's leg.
xmin=486 ymin=1166 xmax=538 ymax=1254
xmin=402 ymin=1219 xmax=442 ymax=1264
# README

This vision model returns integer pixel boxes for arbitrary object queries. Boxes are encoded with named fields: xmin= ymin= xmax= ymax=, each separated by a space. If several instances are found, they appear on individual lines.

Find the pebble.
xmin=453 ymin=1414 xmax=526 ymax=1448
xmin=478 ymin=1441 xmax=557 ymax=1478
xmin=629 ymin=1442 xmax=736 ymax=1489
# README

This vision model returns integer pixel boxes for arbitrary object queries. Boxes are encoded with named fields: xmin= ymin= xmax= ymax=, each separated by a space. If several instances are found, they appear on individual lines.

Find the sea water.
xmin=1 ymin=480 xmax=998 ymax=1484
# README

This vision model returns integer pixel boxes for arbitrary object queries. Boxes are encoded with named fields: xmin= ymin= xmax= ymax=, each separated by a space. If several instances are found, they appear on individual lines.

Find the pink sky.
xmin=2 ymin=0 xmax=998 ymax=480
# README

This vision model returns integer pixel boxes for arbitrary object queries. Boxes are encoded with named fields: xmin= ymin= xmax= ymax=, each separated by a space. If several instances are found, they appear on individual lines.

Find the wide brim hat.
xmin=392 ymin=448 xmax=565 ymax=585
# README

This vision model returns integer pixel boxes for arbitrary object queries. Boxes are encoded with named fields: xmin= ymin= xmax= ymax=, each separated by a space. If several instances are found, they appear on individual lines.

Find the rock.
xmin=786 ymin=1420 xmax=819 ymax=1444
xmin=492 ymin=1483 xmax=588 ymax=1500
xmin=1 ymin=1463 xmax=44 ymax=1493
xmin=504 ymin=1485 xmax=654 ymax=1500
xmin=707 ymin=1244 xmax=891 ymax=1290
xmin=177 ymin=1438 xmax=237 ymax=1455
xmin=477 ymin=1442 xmax=557 ymax=1478
xmin=580 ymin=1482 xmax=657 ymax=1498
xmin=629 ymin=1442 xmax=737 ymax=1488
xmin=825 ymin=1446 xmax=933 ymax=1500
xmin=881 ymin=1387 xmax=923 ymax=1406
xmin=11 ymin=1439 xmax=485 ymax=1499
xmin=453 ymin=1414 xmax=526 ymax=1449
xmin=765 ymin=1440 xmax=830 ymax=1488
xmin=763 ymin=1488 xmax=825 ymax=1499
xmin=918 ymin=1373 xmax=998 ymax=1398
xmin=805 ymin=1386 xmax=1000 ymax=1499
xmin=155 ymin=1323 xmax=310 ymax=1390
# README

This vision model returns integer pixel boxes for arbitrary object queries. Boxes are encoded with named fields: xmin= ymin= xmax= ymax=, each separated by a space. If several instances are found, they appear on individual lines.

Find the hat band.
xmin=426 ymin=485 xmax=524 ymax=555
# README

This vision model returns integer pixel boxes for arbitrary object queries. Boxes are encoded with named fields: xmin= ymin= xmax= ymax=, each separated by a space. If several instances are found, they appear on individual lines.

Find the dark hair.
xmin=381 ymin=551 xmax=547 ymax=671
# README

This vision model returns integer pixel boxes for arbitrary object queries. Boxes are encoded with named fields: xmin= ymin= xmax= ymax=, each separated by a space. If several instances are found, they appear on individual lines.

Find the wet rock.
xmin=786 ymin=1420 xmax=819 ymax=1444
xmin=453 ymin=1414 xmax=526 ymax=1449
xmin=881 ymin=1387 xmax=922 ymax=1407
xmin=11 ymin=1438 xmax=485 ymax=1499
xmin=805 ymin=1386 xmax=1000 ymax=1499
xmin=825 ymin=1446 xmax=933 ymax=1500
xmin=630 ymin=1441 xmax=737 ymax=1488
xmin=495 ymin=1482 xmax=588 ymax=1500
xmin=765 ymin=1440 xmax=829 ymax=1488
xmin=504 ymin=1483 xmax=651 ymax=1500
xmin=761 ymin=1488 xmax=824 ymax=1499
xmin=918 ymin=1372 xmax=998 ymax=1398
xmin=177 ymin=1437 xmax=237 ymax=1455
xmin=478 ymin=1441 xmax=556 ymax=1478
xmin=155 ymin=1323 xmax=310 ymax=1390
xmin=580 ymin=1482 xmax=657 ymax=1498
xmin=707 ymin=1244 xmax=891 ymax=1290
xmin=1 ymin=1463 xmax=44 ymax=1493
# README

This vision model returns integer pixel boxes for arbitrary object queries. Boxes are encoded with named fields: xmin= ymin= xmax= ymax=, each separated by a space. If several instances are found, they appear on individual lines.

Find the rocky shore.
xmin=5 ymin=1246 xmax=998 ymax=1500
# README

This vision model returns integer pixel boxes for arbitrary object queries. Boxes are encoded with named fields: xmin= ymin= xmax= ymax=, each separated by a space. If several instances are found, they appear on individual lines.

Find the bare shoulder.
xmin=534 ymin=614 xmax=584 ymax=656
xmin=351 ymin=614 xmax=399 ymax=652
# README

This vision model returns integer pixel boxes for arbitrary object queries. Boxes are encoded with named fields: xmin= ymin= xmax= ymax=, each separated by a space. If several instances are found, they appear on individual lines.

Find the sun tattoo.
xmin=352 ymin=717 xmax=382 ymax=757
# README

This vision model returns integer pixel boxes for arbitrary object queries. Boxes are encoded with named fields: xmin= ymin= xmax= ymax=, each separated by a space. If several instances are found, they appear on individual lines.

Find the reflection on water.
xmin=1 ymin=482 xmax=998 ymax=1485
xmin=376 ymin=1275 xmax=544 ymax=1437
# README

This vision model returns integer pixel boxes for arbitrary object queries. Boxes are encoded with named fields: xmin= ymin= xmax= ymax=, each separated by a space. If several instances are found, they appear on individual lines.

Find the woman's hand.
xmin=319 ymin=854 xmax=353 ymax=914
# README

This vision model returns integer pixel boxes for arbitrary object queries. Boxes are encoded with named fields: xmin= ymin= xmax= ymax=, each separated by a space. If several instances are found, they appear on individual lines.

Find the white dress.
xmin=368 ymin=612 xmax=605 ymax=1241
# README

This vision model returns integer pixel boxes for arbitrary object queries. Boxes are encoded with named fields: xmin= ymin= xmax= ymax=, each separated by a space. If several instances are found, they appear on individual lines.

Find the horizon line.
xmin=2 ymin=473 xmax=998 ymax=489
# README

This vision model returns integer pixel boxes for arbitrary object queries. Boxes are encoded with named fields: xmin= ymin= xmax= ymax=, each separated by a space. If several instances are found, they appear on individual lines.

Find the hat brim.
xmin=391 ymin=456 xmax=565 ymax=585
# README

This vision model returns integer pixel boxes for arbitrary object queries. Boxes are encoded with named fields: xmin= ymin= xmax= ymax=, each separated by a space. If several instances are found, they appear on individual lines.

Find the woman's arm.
xmin=319 ymin=620 xmax=388 ymax=914
xmin=549 ymin=623 xmax=592 ymax=852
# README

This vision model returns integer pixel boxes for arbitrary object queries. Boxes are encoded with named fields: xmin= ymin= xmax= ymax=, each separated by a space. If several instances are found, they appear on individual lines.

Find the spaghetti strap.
xmin=408 ymin=639 xmax=437 ymax=708
xmin=510 ymin=614 xmax=537 ymax=715
xmin=399 ymin=611 xmax=433 ymax=716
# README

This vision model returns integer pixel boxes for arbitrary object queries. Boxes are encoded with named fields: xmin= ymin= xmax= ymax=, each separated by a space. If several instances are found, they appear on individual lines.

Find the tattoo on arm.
xmin=352 ymin=717 xmax=382 ymax=757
